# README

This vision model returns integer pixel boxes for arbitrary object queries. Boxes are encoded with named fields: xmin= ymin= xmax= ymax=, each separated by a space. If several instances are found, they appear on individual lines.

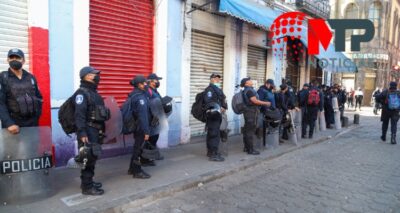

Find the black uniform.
xmin=336 ymin=89 xmax=346 ymax=118
xmin=242 ymin=86 xmax=260 ymax=154
xmin=128 ymin=88 xmax=151 ymax=174
xmin=299 ymin=87 xmax=323 ymax=138
xmin=373 ymin=89 xmax=382 ymax=115
xmin=143 ymin=86 xmax=163 ymax=163
xmin=0 ymin=69 xmax=42 ymax=128
xmin=376 ymin=89 xmax=400 ymax=143
xmin=204 ymin=84 xmax=227 ymax=158
xmin=147 ymin=86 xmax=161 ymax=144
xmin=324 ymin=89 xmax=334 ymax=128
xmin=275 ymin=91 xmax=295 ymax=140
xmin=74 ymin=80 xmax=108 ymax=190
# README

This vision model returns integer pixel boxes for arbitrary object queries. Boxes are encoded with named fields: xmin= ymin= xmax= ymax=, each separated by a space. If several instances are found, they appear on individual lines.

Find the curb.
xmin=100 ymin=125 xmax=362 ymax=213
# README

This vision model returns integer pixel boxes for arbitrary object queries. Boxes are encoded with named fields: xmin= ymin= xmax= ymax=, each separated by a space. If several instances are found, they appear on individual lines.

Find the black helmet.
xmin=73 ymin=145 xmax=96 ymax=169
xmin=206 ymin=102 xmax=221 ymax=119
xmin=162 ymin=96 xmax=173 ymax=114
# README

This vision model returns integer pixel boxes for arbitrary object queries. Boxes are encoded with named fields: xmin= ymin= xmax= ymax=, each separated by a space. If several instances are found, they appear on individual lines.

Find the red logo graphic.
xmin=270 ymin=12 xmax=307 ymax=62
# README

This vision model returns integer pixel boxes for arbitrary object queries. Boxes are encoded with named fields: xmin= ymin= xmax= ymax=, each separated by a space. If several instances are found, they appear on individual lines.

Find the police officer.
xmin=127 ymin=75 xmax=152 ymax=179
xmin=323 ymin=86 xmax=334 ymax=129
xmin=372 ymin=87 xmax=382 ymax=115
xmin=297 ymin=83 xmax=309 ymax=137
xmin=74 ymin=66 xmax=109 ymax=195
xmin=0 ymin=48 xmax=43 ymax=133
xmin=140 ymin=73 xmax=164 ymax=167
xmin=257 ymin=79 xmax=276 ymax=111
xmin=333 ymin=84 xmax=346 ymax=119
xmin=241 ymin=77 xmax=271 ymax=155
xmin=304 ymin=80 xmax=323 ymax=138
xmin=376 ymin=82 xmax=400 ymax=144
xmin=203 ymin=73 xmax=226 ymax=161
xmin=276 ymin=84 xmax=295 ymax=141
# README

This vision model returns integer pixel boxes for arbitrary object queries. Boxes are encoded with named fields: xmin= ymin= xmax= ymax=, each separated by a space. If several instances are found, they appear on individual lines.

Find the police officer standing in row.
xmin=376 ymin=82 xmax=400 ymax=144
xmin=204 ymin=73 xmax=227 ymax=161
xmin=241 ymin=77 xmax=271 ymax=155
xmin=0 ymin=48 xmax=43 ymax=133
xmin=140 ymin=73 xmax=164 ymax=167
xmin=298 ymin=80 xmax=323 ymax=139
xmin=127 ymin=75 xmax=152 ymax=178
xmin=74 ymin=66 xmax=109 ymax=195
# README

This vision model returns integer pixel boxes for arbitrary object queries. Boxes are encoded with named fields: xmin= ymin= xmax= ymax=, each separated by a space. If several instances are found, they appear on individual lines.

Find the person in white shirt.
xmin=354 ymin=87 xmax=364 ymax=111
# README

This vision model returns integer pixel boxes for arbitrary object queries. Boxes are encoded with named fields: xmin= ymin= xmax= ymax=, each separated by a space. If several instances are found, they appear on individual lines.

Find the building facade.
xmin=0 ymin=0 xmax=356 ymax=167
xmin=330 ymin=0 xmax=393 ymax=105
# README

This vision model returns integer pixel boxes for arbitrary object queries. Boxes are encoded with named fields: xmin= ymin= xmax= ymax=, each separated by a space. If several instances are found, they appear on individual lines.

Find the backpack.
xmin=231 ymin=90 xmax=247 ymax=114
xmin=58 ymin=88 xmax=91 ymax=135
xmin=387 ymin=92 xmax=400 ymax=110
xmin=191 ymin=91 xmax=206 ymax=122
xmin=121 ymin=94 xmax=140 ymax=134
xmin=307 ymin=89 xmax=320 ymax=106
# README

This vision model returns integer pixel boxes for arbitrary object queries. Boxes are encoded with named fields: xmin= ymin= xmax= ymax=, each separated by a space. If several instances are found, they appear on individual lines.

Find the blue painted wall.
xmin=49 ymin=0 xmax=74 ymax=100
xmin=167 ymin=0 xmax=184 ymax=146
xmin=49 ymin=0 xmax=75 ymax=166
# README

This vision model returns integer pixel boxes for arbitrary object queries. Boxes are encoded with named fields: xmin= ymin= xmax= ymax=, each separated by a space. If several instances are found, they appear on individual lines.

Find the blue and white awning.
xmin=219 ymin=0 xmax=280 ymax=29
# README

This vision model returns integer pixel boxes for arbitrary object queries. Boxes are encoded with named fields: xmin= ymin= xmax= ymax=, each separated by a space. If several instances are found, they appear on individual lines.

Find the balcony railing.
xmin=280 ymin=0 xmax=330 ymax=19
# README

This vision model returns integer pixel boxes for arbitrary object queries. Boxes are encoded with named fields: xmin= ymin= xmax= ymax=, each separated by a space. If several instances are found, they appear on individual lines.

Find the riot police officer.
xmin=276 ymin=84 xmax=295 ymax=141
xmin=376 ymin=82 xmax=400 ymax=144
xmin=140 ymin=73 xmax=164 ymax=167
xmin=304 ymin=80 xmax=323 ymax=138
xmin=0 ymin=48 xmax=43 ymax=133
xmin=127 ymin=75 xmax=152 ymax=179
xmin=323 ymin=86 xmax=334 ymax=129
xmin=74 ymin=66 xmax=110 ymax=195
xmin=241 ymin=77 xmax=271 ymax=155
xmin=297 ymin=83 xmax=309 ymax=137
xmin=204 ymin=73 xmax=227 ymax=161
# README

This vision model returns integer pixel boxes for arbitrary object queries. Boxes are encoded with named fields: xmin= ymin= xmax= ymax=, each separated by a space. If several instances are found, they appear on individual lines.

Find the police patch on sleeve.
xmin=75 ymin=94 xmax=84 ymax=105
xmin=140 ymin=99 xmax=145 ymax=105
xmin=207 ymin=91 xmax=212 ymax=98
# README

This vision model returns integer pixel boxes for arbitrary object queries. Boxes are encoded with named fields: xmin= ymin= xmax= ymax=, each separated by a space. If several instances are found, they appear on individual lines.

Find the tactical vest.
xmin=2 ymin=71 xmax=41 ymax=118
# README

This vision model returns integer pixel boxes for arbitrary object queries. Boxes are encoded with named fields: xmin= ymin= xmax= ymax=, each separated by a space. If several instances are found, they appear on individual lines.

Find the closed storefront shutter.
xmin=190 ymin=31 xmax=224 ymax=137
xmin=247 ymin=45 xmax=266 ymax=88
xmin=0 ymin=0 xmax=29 ymax=71
xmin=90 ymin=0 xmax=154 ymax=105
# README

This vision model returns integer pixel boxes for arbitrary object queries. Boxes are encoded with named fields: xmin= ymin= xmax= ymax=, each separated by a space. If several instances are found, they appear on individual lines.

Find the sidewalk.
xmin=1 ymin=113 xmax=360 ymax=213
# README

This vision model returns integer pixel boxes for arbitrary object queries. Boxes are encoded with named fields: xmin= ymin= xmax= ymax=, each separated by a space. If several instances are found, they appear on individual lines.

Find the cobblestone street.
xmin=125 ymin=111 xmax=400 ymax=213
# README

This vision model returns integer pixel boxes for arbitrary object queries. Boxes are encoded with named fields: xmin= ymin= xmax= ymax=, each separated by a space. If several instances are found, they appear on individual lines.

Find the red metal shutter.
xmin=90 ymin=0 xmax=154 ymax=105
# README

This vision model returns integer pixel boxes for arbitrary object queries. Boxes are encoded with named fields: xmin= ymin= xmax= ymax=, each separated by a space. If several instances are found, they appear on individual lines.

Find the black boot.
xmin=380 ymin=134 xmax=386 ymax=142
xmin=82 ymin=187 xmax=104 ymax=196
xmin=247 ymin=149 xmax=260 ymax=155
xmin=209 ymin=152 xmax=225 ymax=162
xmin=133 ymin=170 xmax=151 ymax=179
xmin=391 ymin=134 xmax=397 ymax=144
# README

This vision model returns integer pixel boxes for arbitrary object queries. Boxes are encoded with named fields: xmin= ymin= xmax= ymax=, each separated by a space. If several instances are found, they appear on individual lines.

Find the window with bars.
xmin=368 ymin=2 xmax=382 ymax=38
xmin=345 ymin=3 xmax=358 ymax=39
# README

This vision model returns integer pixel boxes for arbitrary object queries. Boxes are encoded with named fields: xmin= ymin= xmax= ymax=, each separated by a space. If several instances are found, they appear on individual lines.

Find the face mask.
xmin=155 ymin=82 xmax=160 ymax=88
xmin=93 ymin=75 xmax=100 ymax=84
xmin=214 ymin=83 xmax=221 ymax=88
xmin=9 ymin=60 xmax=22 ymax=70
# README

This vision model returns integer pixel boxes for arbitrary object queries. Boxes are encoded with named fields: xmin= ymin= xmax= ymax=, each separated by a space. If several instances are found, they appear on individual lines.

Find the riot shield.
xmin=288 ymin=110 xmax=298 ymax=146
xmin=294 ymin=110 xmax=303 ymax=140
xmin=104 ymin=97 xmax=122 ymax=144
xmin=319 ymin=111 xmax=327 ymax=131
xmin=0 ymin=127 xmax=54 ymax=205
xmin=149 ymin=98 xmax=168 ymax=136
xmin=332 ymin=97 xmax=341 ymax=130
